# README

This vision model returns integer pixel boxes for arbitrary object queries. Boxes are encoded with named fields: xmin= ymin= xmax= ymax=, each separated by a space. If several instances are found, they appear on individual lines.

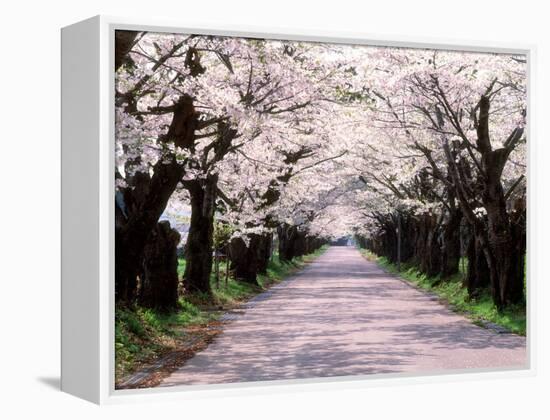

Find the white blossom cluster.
xmin=116 ymin=32 xmax=527 ymax=241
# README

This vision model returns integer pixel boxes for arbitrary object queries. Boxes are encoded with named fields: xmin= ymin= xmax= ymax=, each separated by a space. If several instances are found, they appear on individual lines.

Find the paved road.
xmin=161 ymin=246 xmax=527 ymax=386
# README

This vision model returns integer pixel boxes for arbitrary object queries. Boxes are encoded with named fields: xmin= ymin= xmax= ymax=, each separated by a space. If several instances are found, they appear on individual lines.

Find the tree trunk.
xmin=278 ymin=224 xmax=296 ymax=262
xmin=510 ymin=197 xmax=527 ymax=300
xmin=415 ymin=214 xmax=441 ymax=277
xmin=381 ymin=221 xmax=397 ymax=263
xmin=115 ymin=31 xmax=138 ymax=71
xmin=228 ymin=234 xmax=269 ymax=286
xmin=475 ymin=96 xmax=524 ymax=307
xmin=293 ymin=230 xmax=307 ymax=258
xmin=115 ymin=96 xmax=197 ymax=305
xmin=115 ymin=158 xmax=185 ymax=304
xmin=139 ymin=221 xmax=181 ymax=311
xmin=305 ymin=236 xmax=318 ymax=255
xmin=277 ymin=224 xmax=309 ymax=262
xmin=483 ymin=176 xmax=525 ymax=307
xmin=464 ymin=225 xmax=490 ymax=296
xmin=257 ymin=233 xmax=273 ymax=273
xmin=440 ymin=209 xmax=462 ymax=278
xmin=439 ymin=95 xmax=526 ymax=309
xmin=183 ymin=175 xmax=217 ymax=295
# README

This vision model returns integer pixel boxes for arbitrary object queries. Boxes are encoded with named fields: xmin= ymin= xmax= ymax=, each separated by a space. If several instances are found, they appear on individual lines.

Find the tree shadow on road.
xmin=160 ymin=248 xmax=526 ymax=387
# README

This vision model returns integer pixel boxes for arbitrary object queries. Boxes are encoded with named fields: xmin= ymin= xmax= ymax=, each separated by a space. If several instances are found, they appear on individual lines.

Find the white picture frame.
xmin=61 ymin=15 xmax=535 ymax=404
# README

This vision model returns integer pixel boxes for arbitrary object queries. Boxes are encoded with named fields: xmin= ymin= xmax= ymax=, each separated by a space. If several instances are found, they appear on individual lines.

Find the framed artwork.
xmin=61 ymin=15 xmax=532 ymax=404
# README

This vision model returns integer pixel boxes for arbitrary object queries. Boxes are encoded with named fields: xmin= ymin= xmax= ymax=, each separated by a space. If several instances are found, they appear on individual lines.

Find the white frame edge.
xmin=61 ymin=16 xmax=101 ymax=403
xmin=60 ymin=14 xmax=536 ymax=405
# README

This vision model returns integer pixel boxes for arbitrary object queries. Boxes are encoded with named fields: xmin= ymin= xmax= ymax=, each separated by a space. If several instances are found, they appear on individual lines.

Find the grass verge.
xmin=359 ymin=249 xmax=526 ymax=336
xmin=115 ymin=245 xmax=329 ymax=384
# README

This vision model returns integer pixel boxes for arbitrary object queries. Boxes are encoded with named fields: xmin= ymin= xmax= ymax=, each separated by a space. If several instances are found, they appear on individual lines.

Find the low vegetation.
xmin=360 ymin=250 xmax=526 ymax=335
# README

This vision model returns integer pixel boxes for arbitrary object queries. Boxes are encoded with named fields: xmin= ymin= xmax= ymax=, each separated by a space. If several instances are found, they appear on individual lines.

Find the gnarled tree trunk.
xmin=228 ymin=233 xmax=272 ymax=286
xmin=441 ymin=95 xmax=525 ymax=309
xmin=183 ymin=175 xmax=218 ymax=295
xmin=278 ymin=224 xmax=306 ymax=262
xmin=115 ymin=95 xmax=197 ymax=304
xmin=477 ymin=96 xmax=525 ymax=307
xmin=139 ymin=221 xmax=181 ymax=311
xmin=483 ymin=179 xmax=525 ymax=306
xmin=115 ymin=158 xmax=185 ymax=303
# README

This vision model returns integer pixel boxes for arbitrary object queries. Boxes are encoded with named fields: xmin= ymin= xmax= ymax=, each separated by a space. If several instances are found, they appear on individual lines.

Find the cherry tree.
xmin=115 ymin=32 xmax=356 ymax=297
xmin=353 ymin=48 xmax=526 ymax=307
xmin=115 ymin=31 xmax=527 ymax=311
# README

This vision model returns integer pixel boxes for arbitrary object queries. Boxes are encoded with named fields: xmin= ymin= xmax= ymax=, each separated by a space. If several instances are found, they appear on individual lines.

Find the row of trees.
xmin=114 ymin=31 xmax=349 ymax=310
xmin=114 ymin=31 xmax=527 ymax=312
xmin=351 ymin=50 xmax=527 ymax=309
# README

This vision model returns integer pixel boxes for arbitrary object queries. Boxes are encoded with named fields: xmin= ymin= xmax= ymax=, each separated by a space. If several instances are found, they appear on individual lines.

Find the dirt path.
xmin=161 ymin=246 xmax=527 ymax=386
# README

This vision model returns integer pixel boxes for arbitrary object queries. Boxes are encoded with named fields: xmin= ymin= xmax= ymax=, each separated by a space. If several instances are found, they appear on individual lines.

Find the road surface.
xmin=161 ymin=246 xmax=527 ymax=386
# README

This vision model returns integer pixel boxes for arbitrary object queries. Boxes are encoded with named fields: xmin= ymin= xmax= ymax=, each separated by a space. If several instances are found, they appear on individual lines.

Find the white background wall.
xmin=1 ymin=0 xmax=548 ymax=418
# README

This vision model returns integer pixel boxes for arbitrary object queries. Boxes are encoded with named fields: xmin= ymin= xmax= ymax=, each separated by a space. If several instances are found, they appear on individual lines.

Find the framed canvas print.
xmin=61 ymin=15 xmax=533 ymax=404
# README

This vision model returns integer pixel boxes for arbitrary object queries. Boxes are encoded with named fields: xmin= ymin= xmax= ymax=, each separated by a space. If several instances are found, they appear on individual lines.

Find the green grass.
xmin=206 ymin=245 xmax=329 ymax=306
xmin=115 ymin=297 xmax=214 ymax=379
xmin=360 ymin=249 xmax=526 ymax=335
xmin=115 ymin=245 xmax=329 ymax=381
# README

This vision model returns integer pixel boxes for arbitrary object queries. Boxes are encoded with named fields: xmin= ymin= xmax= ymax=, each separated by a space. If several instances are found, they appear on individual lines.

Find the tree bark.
xmin=139 ymin=221 xmax=181 ymax=311
xmin=115 ymin=158 xmax=185 ymax=303
xmin=441 ymin=95 xmax=525 ymax=309
xmin=115 ymin=96 xmax=197 ymax=304
xmin=483 ymin=177 xmax=525 ymax=306
xmin=464 ymin=225 xmax=491 ymax=296
xmin=293 ymin=230 xmax=308 ymax=258
xmin=228 ymin=233 xmax=271 ymax=286
xmin=277 ymin=224 xmax=302 ymax=262
xmin=414 ymin=214 xmax=441 ymax=277
xmin=439 ymin=208 xmax=462 ymax=278
xmin=115 ymin=30 xmax=138 ymax=71
xmin=183 ymin=175 xmax=218 ymax=295
xmin=258 ymin=232 xmax=273 ymax=273
xmin=277 ymin=224 xmax=291 ymax=262
xmin=477 ymin=97 xmax=525 ymax=307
